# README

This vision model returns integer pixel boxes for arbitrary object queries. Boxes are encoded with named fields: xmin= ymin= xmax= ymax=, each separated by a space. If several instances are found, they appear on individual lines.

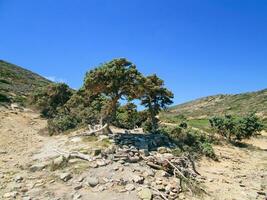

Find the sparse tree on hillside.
xmin=139 ymin=74 xmax=173 ymax=133
xmin=83 ymin=58 xmax=141 ymax=124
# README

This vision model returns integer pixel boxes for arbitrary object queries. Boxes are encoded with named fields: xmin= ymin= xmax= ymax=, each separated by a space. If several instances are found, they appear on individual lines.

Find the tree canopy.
xmin=83 ymin=58 xmax=142 ymax=122
xmin=139 ymin=74 xmax=174 ymax=133
xmin=30 ymin=58 xmax=174 ymax=134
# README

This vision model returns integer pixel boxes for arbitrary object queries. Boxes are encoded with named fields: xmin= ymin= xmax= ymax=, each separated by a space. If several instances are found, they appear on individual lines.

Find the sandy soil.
xmin=0 ymin=107 xmax=266 ymax=200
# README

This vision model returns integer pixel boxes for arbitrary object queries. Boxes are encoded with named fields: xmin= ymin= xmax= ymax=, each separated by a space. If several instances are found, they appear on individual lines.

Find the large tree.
xmin=83 ymin=58 xmax=141 ymax=123
xmin=139 ymin=74 xmax=173 ymax=133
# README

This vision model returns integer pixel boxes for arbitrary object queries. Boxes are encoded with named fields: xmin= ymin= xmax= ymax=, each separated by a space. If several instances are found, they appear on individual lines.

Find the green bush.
xmin=235 ymin=114 xmax=264 ymax=140
xmin=209 ymin=113 xmax=263 ymax=141
xmin=0 ymin=92 xmax=10 ymax=103
xmin=160 ymin=126 xmax=216 ymax=159
xmin=112 ymin=103 xmax=139 ymax=129
xmin=48 ymin=114 xmax=79 ymax=135
xmin=30 ymin=83 xmax=73 ymax=118
xmin=201 ymin=142 xmax=216 ymax=158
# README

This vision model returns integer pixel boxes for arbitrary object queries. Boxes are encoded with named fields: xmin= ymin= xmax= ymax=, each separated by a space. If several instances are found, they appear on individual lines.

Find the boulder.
xmin=87 ymin=177 xmax=99 ymax=187
xmin=131 ymin=174 xmax=144 ymax=184
xmin=14 ymin=175 xmax=23 ymax=182
xmin=125 ymin=184 xmax=135 ymax=191
xmin=138 ymin=188 xmax=152 ymax=200
xmin=29 ymin=163 xmax=46 ymax=172
xmin=3 ymin=191 xmax=18 ymax=198
xmin=157 ymin=147 xmax=171 ymax=154
xmin=91 ymin=148 xmax=102 ymax=156
xmin=60 ymin=172 xmax=72 ymax=182
xmin=52 ymin=155 xmax=68 ymax=169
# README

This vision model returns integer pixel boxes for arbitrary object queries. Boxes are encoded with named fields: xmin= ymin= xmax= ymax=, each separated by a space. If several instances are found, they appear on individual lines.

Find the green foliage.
xmin=166 ymin=89 xmax=267 ymax=121
xmin=201 ymin=142 xmax=216 ymax=158
xmin=160 ymin=126 xmax=216 ymax=159
xmin=65 ymin=89 xmax=108 ymax=125
xmin=0 ymin=92 xmax=11 ymax=102
xmin=0 ymin=60 xmax=51 ymax=104
xmin=0 ymin=79 xmax=11 ymax=84
xmin=139 ymin=74 xmax=173 ymax=133
xmin=48 ymin=114 xmax=79 ymax=135
xmin=113 ymin=103 xmax=139 ymax=129
xmin=84 ymin=58 xmax=142 ymax=121
xmin=30 ymin=83 xmax=73 ymax=118
xmin=235 ymin=113 xmax=264 ymax=140
xmin=209 ymin=113 xmax=263 ymax=141
xmin=29 ymin=58 xmax=173 ymax=135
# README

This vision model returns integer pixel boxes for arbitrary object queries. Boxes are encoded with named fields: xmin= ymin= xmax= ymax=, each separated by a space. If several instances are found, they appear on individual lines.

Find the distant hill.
xmin=0 ymin=60 xmax=51 ymax=104
xmin=165 ymin=89 xmax=267 ymax=119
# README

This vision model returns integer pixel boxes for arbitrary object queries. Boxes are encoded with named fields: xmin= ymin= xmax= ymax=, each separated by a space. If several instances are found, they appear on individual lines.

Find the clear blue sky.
xmin=1 ymin=0 xmax=266 ymax=105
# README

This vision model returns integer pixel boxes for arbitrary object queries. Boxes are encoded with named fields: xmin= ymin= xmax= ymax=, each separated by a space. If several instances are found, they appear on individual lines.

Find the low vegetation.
xmin=160 ymin=125 xmax=217 ymax=160
xmin=209 ymin=113 xmax=263 ymax=142
xmin=0 ymin=60 xmax=51 ymax=105
xmin=164 ymin=89 xmax=267 ymax=123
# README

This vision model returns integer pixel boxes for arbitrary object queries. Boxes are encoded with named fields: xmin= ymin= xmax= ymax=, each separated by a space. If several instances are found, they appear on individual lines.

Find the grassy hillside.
xmin=160 ymin=89 xmax=267 ymax=130
xmin=0 ymin=60 xmax=51 ymax=105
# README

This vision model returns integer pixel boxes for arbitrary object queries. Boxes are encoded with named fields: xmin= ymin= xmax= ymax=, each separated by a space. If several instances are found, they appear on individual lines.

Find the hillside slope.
xmin=0 ymin=60 xmax=51 ymax=104
xmin=166 ymin=89 xmax=267 ymax=119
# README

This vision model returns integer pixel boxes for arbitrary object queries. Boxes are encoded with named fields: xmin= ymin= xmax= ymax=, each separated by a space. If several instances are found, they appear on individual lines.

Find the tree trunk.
xmin=106 ymin=96 xmax=120 ymax=134
xmin=148 ymin=102 xmax=157 ymax=133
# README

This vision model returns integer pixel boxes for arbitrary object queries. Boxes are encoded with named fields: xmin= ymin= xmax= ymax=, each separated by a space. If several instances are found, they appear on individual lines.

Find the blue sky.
xmin=0 ymin=0 xmax=266 ymax=105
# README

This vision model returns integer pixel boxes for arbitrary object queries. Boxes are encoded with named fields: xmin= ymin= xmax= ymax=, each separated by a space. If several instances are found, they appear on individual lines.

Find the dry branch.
xmin=54 ymin=149 xmax=93 ymax=161
xmin=70 ymin=123 xmax=108 ymax=138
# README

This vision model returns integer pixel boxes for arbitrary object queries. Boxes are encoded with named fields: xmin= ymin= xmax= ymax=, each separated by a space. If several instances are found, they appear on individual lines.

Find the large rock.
xmin=60 ymin=172 xmax=72 ymax=182
xmin=3 ymin=192 xmax=18 ymax=198
xmin=157 ymin=147 xmax=171 ymax=154
xmin=29 ymin=163 xmax=46 ymax=172
xmin=138 ymin=188 xmax=152 ymax=200
xmin=51 ymin=155 xmax=68 ymax=170
xmin=87 ymin=177 xmax=99 ymax=187
xmin=14 ymin=175 xmax=23 ymax=182
xmin=125 ymin=184 xmax=135 ymax=191
xmin=131 ymin=174 xmax=144 ymax=184
xmin=91 ymin=148 xmax=102 ymax=156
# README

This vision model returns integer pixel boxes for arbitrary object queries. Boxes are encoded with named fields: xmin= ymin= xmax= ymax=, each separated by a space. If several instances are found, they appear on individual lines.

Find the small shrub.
xmin=0 ymin=92 xmax=10 ymax=103
xmin=201 ymin=142 xmax=217 ymax=159
xmin=30 ymin=83 xmax=73 ymax=118
xmin=209 ymin=113 xmax=263 ymax=141
xmin=48 ymin=115 xmax=79 ymax=135
xmin=160 ymin=126 xmax=216 ymax=159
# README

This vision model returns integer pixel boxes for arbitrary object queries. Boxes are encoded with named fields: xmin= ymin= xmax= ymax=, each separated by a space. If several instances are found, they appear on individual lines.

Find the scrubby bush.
xmin=30 ymin=83 xmax=73 ymax=118
xmin=48 ymin=114 xmax=79 ymax=135
xmin=112 ymin=103 xmax=139 ymax=129
xmin=209 ymin=113 xmax=263 ymax=141
xmin=160 ymin=126 xmax=216 ymax=159
xmin=235 ymin=113 xmax=264 ymax=140
xmin=0 ymin=92 xmax=10 ymax=103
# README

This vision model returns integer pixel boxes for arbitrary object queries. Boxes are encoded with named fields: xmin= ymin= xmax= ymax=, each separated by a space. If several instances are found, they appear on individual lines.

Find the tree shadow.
xmin=230 ymin=140 xmax=266 ymax=151
xmin=112 ymin=131 xmax=175 ymax=151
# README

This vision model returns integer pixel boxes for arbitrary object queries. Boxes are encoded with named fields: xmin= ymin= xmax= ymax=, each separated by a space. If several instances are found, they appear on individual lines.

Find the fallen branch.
xmin=149 ymin=186 xmax=169 ymax=200
xmin=70 ymin=123 xmax=108 ymax=138
xmin=54 ymin=149 xmax=93 ymax=162
xmin=165 ymin=159 xmax=188 ymax=181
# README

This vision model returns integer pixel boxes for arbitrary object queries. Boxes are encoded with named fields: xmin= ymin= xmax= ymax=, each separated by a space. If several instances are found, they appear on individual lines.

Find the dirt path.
xmin=0 ymin=107 xmax=266 ymax=200
xmin=0 ymin=108 xmax=138 ymax=200
xmin=197 ymin=133 xmax=267 ymax=200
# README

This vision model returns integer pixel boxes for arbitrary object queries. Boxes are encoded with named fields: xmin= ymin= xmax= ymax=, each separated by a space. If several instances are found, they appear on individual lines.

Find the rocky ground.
xmin=0 ymin=107 xmax=266 ymax=200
